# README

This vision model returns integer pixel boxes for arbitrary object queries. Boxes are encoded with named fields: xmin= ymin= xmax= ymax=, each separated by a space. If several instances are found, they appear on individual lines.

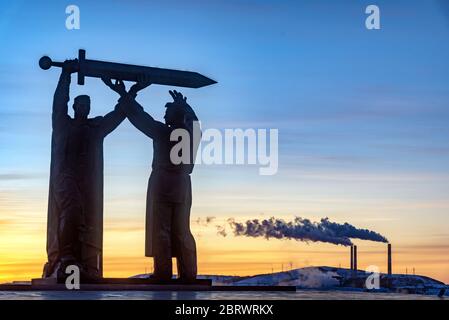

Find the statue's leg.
xmin=152 ymin=201 xmax=173 ymax=281
xmin=173 ymin=202 xmax=197 ymax=282
xmin=55 ymin=176 xmax=84 ymax=267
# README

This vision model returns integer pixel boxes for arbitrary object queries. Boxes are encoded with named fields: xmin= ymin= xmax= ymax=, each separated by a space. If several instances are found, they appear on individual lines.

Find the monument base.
xmin=31 ymin=277 xmax=212 ymax=286
xmin=0 ymin=278 xmax=296 ymax=292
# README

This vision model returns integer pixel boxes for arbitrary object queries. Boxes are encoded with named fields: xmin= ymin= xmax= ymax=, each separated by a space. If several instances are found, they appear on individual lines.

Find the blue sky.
xmin=1 ymin=0 xmax=449 ymax=281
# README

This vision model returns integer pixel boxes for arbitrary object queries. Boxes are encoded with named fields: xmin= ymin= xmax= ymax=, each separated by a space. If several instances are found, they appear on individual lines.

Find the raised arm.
xmin=99 ymin=104 xmax=126 ymax=138
xmin=119 ymin=94 xmax=168 ymax=140
xmin=52 ymin=60 xmax=77 ymax=130
xmin=102 ymin=74 xmax=166 ymax=139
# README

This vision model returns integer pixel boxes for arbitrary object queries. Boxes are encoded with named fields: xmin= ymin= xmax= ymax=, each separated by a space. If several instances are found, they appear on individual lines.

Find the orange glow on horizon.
xmin=1 ymin=219 xmax=448 ymax=284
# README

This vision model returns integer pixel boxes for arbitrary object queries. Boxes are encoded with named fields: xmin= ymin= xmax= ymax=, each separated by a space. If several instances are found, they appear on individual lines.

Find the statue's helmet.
xmin=73 ymin=95 xmax=91 ymax=117
xmin=164 ymin=101 xmax=197 ymax=126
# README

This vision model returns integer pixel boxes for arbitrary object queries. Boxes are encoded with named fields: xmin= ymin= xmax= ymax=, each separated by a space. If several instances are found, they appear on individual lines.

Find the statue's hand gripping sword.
xmin=39 ymin=49 xmax=217 ymax=88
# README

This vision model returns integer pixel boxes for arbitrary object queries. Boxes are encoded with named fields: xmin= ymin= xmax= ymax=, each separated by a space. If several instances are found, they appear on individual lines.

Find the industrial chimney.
xmin=387 ymin=243 xmax=392 ymax=276
xmin=350 ymin=245 xmax=354 ymax=270
xmin=353 ymin=245 xmax=358 ymax=271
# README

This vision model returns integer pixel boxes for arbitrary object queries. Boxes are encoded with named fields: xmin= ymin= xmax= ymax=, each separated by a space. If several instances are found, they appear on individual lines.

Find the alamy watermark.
xmin=365 ymin=5 xmax=381 ymax=30
xmin=65 ymin=265 xmax=80 ymax=290
xmin=170 ymin=122 xmax=279 ymax=176
xmin=365 ymin=265 xmax=380 ymax=290
xmin=66 ymin=5 xmax=80 ymax=30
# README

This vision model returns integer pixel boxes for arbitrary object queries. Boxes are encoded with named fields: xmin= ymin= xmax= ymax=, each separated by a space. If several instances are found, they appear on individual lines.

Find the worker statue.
xmin=43 ymin=59 xmax=126 ymax=280
xmin=40 ymin=50 xmax=214 ymax=283
xmin=104 ymin=75 xmax=201 ymax=283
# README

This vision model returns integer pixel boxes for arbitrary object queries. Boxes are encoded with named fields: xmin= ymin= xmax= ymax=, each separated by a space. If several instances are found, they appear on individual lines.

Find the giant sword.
xmin=39 ymin=49 xmax=217 ymax=88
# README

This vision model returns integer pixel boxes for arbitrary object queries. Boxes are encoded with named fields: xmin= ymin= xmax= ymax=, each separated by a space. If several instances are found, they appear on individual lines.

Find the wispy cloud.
xmin=0 ymin=173 xmax=45 ymax=180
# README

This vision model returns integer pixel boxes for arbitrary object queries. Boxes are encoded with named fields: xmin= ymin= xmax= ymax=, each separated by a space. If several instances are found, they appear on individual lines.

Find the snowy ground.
xmin=134 ymin=266 xmax=449 ymax=297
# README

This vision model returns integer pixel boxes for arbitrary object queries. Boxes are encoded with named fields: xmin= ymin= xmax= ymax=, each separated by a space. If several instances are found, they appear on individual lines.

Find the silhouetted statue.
xmin=39 ymin=49 xmax=215 ymax=283
xmin=44 ymin=60 xmax=125 ymax=280
xmin=106 ymin=76 xmax=201 ymax=282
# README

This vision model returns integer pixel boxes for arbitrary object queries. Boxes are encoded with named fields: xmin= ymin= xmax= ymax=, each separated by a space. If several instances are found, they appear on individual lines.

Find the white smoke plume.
xmin=219 ymin=217 xmax=388 ymax=246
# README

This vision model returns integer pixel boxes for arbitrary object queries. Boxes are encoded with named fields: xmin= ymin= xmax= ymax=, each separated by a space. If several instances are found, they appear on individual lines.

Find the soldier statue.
xmin=44 ymin=60 xmax=125 ymax=280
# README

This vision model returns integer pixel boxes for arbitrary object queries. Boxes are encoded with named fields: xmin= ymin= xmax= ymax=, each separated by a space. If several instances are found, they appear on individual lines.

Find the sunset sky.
xmin=1 ymin=0 xmax=449 ymax=283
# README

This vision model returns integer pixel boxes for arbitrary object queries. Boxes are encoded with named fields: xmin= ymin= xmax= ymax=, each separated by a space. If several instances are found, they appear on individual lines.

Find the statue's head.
xmin=73 ymin=95 xmax=91 ymax=119
xmin=164 ymin=103 xmax=184 ymax=126
xmin=164 ymin=102 xmax=198 ymax=127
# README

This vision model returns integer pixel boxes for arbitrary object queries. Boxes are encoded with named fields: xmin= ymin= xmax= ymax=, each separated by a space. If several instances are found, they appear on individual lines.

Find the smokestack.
xmin=353 ymin=245 xmax=358 ymax=271
xmin=350 ymin=245 xmax=354 ymax=270
xmin=387 ymin=243 xmax=392 ymax=276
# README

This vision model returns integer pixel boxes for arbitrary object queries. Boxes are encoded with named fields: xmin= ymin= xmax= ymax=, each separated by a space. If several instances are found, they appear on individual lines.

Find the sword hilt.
xmin=39 ymin=49 xmax=86 ymax=85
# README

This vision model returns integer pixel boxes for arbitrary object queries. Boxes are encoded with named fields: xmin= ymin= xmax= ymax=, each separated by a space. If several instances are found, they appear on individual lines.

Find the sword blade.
xmin=82 ymin=59 xmax=217 ymax=88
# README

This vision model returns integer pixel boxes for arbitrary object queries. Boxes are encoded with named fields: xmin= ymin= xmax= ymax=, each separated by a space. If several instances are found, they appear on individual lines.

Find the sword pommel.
xmin=39 ymin=56 xmax=52 ymax=70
